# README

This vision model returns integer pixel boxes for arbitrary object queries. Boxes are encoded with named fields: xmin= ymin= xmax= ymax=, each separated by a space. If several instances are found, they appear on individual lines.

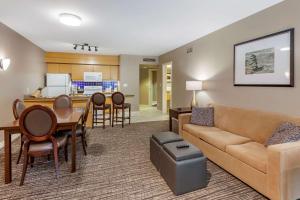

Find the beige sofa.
xmin=178 ymin=105 xmax=300 ymax=200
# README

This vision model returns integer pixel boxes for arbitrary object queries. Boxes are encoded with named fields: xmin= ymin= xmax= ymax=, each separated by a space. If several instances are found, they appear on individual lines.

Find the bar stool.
xmin=112 ymin=92 xmax=131 ymax=128
xmin=91 ymin=92 xmax=111 ymax=129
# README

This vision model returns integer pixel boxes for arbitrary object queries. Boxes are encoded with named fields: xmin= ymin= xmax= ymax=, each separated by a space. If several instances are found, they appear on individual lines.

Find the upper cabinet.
xmin=93 ymin=66 xmax=111 ymax=80
xmin=110 ymin=66 xmax=119 ymax=80
xmin=45 ymin=52 xmax=120 ymax=81
xmin=47 ymin=64 xmax=59 ymax=73
xmin=72 ymin=65 xmax=93 ymax=81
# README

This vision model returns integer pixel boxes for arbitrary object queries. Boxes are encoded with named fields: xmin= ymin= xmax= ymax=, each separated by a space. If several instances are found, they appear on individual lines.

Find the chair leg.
xmin=92 ymin=106 xmax=95 ymax=129
xmin=81 ymin=135 xmax=87 ymax=155
xmin=30 ymin=156 xmax=34 ymax=168
xmin=109 ymin=107 xmax=112 ymax=126
xmin=112 ymin=106 xmax=114 ymax=127
xmin=64 ymin=139 xmax=68 ymax=162
xmin=103 ymin=109 xmax=105 ymax=129
xmin=16 ymin=139 xmax=24 ymax=164
xmin=129 ymin=106 xmax=131 ymax=124
xmin=116 ymin=108 xmax=118 ymax=126
xmin=20 ymin=145 xmax=29 ymax=186
xmin=53 ymin=146 xmax=59 ymax=177
xmin=122 ymin=108 xmax=125 ymax=128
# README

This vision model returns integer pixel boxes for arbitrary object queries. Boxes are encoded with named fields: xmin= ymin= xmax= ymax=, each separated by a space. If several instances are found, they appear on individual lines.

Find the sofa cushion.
xmin=183 ymin=124 xmax=251 ymax=151
xmin=191 ymin=107 xmax=214 ymax=127
xmin=226 ymin=142 xmax=267 ymax=173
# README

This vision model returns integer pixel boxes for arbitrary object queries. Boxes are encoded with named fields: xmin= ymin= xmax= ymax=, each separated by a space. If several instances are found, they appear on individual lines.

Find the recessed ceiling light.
xmin=59 ymin=13 xmax=82 ymax=26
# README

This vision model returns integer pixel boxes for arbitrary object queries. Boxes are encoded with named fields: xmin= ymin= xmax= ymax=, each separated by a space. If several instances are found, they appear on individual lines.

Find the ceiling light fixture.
xmin=0 ymin=58 xmax=11 ymax=71
xmin=59 ymin=13 xmax=82 ymax=27
xmin=73 ymin=43 xmax=99 ymax=53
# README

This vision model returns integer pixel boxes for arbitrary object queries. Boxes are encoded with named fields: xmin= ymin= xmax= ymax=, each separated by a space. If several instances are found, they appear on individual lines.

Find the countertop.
xmin=23 ymin=94 xmax=135 ymax=102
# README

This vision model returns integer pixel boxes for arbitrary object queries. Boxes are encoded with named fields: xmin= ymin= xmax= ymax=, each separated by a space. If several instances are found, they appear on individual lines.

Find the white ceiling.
xmin=0 ymin=0 xmax=283 ymax=56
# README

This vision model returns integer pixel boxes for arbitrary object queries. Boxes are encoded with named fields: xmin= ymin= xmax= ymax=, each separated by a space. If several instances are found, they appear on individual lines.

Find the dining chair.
xmin=12 ymin=99 xmax=26 ymax=164
xmin=65 ymin=98 xmax=90 ymax=155
xmin=91 ymin=92 xmax=111 ymax=129
xmin=53 ymin=95 xmax=72 ymax=110
xmin=19 ymin=105 xmax=68 ymax=186
xmin=112 ymin=92 xmax=131 ymax=128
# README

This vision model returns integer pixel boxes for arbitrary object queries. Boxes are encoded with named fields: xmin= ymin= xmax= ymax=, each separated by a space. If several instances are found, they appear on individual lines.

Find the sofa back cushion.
xmin=213 ymin=104 xmax=300 ymax=144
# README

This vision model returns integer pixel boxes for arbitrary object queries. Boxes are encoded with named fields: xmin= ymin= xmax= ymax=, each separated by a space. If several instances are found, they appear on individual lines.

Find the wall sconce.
xmin=0 ymin=58 xmax=11 ymax=71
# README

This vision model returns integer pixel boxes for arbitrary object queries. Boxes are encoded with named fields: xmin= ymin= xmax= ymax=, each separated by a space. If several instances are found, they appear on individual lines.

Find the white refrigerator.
xmin=42 ymin=73 xmax=71 ymax=97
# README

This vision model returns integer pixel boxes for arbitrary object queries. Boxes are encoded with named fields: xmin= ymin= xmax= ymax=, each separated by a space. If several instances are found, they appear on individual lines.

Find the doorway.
xmin=162 ymin=62 xmax=172 ymax=114
xmin=139 ymin=64 xmax=159 ymax=109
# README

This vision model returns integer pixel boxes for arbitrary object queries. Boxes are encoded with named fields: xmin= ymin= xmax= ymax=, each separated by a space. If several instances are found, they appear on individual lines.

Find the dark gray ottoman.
xmin=160 ymin=141 xmax=207 ymax=195
xmin=150 ymin=132 xmax=183 ymax=171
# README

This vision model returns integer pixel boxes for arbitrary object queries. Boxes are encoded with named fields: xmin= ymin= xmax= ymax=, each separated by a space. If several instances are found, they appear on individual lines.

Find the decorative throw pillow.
xmin=265 ymin=122 xmax=300 ymax=146
xmin=190 ymin=107 xmax=214 ymax=127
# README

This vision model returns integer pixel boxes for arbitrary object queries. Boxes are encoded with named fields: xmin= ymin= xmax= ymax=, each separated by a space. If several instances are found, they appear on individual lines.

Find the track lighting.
xmin=73 ymin=43 xmax=98 ymax=52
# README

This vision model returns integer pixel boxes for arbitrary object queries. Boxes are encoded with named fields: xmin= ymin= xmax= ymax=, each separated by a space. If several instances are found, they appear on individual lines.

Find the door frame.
xmin=162 ymin=62 xmax=172 ymax=113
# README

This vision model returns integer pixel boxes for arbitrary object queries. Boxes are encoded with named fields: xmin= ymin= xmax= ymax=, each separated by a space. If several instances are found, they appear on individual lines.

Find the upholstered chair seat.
xmin=28 ymin=135 xmax=68 ymax=153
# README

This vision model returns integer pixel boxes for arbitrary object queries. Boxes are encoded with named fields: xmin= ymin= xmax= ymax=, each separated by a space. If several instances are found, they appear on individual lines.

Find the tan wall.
xmin=0 ymin=22 xmax=46 ymax=144
xmin=139 ymin=68 xmax=149 ymax=105
xmin=159 ymin=0 xmax=300 ymax=116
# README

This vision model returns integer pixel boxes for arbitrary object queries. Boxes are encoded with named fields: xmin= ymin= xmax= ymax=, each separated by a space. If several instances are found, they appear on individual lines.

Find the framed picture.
xmin=234 ymin=28 xmax=294 ymax=87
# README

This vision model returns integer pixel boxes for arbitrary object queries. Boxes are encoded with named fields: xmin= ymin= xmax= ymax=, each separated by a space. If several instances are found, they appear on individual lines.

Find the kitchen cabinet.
xmin=93 ymin=66 xmax=111 ymax=80
xmin=110 ymin=66 xmax=119 ymax=80
xmin=59 ymin=64 xmax=72 ymax=74
xmin=47 ymin=64 xmax=119 ymax=81
xmin=72 ymin=65 xmax=93 ymax=80
xmin=47 ymin=64 xmax=59 ymax=73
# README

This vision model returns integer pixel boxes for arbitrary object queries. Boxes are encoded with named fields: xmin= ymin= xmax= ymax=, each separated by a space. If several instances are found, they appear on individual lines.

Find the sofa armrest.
xmin=267 ymin=141 xmax=300 ymax=200
xmin=178 ymin=113 xmax=192 ymax=136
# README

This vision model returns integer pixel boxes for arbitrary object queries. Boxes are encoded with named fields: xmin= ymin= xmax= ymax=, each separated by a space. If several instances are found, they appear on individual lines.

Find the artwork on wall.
xmin=234 ymin=28 xmax=294 ymax=87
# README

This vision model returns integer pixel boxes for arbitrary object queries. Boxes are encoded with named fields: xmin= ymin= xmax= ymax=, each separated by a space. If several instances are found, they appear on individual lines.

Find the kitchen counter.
xmin=23 ymin=94 xmax=135 ymax=127
xmin=23 ymin=94 xmax=135 ymax=102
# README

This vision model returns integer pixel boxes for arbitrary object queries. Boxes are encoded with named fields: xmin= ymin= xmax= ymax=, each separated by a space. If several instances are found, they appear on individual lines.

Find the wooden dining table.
xmin=0 ymin=107 xmax=84 ymax=184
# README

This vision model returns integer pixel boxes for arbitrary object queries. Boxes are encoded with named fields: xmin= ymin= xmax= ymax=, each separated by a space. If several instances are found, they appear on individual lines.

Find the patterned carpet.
xmin=0 ymin=121 xmax=267 ymax=200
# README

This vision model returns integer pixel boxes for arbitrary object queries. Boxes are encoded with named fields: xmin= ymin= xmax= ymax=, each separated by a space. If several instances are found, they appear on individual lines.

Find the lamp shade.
xmin=186 ymin=80 xmax=202 ymax=91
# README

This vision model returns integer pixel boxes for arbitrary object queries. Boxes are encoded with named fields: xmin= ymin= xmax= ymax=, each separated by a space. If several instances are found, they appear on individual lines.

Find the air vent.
xmin=187 ymin=47 xmax=193 ymax=54
xmin=143 ymin=58 xmax=156 ymax=62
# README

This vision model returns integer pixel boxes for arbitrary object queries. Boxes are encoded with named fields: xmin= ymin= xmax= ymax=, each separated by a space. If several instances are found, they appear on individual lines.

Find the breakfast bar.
xmin=23 ymin=94 xmax=135 ymax=128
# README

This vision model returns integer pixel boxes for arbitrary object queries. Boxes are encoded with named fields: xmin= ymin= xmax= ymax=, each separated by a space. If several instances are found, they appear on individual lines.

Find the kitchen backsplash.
xmin=72 ymin=81 xmax=118 ymax=91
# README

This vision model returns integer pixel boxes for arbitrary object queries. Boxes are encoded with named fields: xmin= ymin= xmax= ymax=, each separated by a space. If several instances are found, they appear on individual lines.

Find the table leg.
xmin=71 ymin=125 xmax=76 ymax=173
xmin=169 ymin=115 xmax=172 ymax=131
xmin=4 ymin=130 xmax=12 ymax=184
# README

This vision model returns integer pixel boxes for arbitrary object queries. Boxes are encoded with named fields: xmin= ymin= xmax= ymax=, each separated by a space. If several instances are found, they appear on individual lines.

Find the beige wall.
xmin=119 ymin=55 xmax=159 ymax=111
xmin=0 ymin=22 xmax=46 ymax=144
xmin=159 ymin=0 xmax=300 ymax=116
